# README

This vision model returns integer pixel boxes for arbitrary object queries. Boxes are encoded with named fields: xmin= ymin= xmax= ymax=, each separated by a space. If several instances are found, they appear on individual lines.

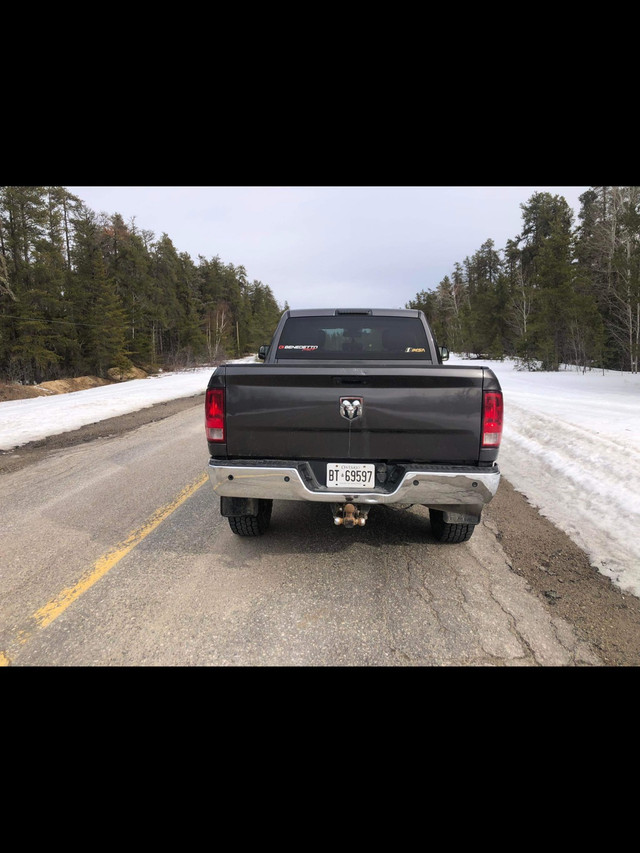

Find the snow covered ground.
xmin=2 ymin=354 xmax=639 ymax=597
xmin=0 ymin=363 xmax=247 ymax=452
xmin=448 ymin=354 xmax=640 ymax=599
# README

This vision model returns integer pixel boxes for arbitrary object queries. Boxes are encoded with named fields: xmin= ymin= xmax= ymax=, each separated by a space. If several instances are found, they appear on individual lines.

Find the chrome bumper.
xmin=208 ymin=460 xmax=500 ymax=509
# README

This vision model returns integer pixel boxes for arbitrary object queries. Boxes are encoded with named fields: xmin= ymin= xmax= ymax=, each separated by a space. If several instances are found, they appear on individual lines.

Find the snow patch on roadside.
xmin=449 ymin=355 xmax=640 ymax=597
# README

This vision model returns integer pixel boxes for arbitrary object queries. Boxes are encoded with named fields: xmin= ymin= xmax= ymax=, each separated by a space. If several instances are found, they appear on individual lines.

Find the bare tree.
xmin=507 ymin=266 xmax=532 ymax=347
xmin=0 ymin=252 xmax=17 ymax=301
xmin=204 ymin=300 xmax=233 ymax=362
xmin=596 ymin=187 xmax=640 ymax=372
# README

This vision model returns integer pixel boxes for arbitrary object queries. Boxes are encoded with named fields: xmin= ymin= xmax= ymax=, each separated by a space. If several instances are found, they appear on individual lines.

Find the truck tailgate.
xmin=223 ymin=364 xmax=486 ymax=464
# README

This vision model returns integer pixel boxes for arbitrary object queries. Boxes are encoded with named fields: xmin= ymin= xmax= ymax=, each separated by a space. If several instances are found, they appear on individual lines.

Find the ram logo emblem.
xmin=340 ymin=397 xmax=363 ymax=420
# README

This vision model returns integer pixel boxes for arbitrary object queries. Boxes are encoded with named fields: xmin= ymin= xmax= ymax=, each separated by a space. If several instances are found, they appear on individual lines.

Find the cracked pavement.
xmin=2 ymin=397 xmax=639 ymax=666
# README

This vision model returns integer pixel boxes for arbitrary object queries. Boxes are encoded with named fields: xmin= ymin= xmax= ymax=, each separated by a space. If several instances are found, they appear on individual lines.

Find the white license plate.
xmin=326 ymin=463 xmax=375 ymax=488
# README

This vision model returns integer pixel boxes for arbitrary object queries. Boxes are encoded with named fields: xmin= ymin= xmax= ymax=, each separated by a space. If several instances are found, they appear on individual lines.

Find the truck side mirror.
xmin=258 ymin=345 xmax=268 ymax=360
xmin=439 ymin=346 xmax=449 ymax=362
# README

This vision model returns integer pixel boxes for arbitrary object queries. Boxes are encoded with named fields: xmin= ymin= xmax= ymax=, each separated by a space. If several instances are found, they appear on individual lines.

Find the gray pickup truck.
xmin=205 ymin=308 xmax=503 ymax=541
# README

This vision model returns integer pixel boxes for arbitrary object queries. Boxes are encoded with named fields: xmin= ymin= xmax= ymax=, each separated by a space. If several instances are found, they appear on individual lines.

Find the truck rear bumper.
xmin=208 ymin=459 xmax=500 ymax=511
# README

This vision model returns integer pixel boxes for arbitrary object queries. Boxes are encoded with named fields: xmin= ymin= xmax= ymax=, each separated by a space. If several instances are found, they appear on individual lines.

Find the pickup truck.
xmin=205 ymin=308 xmax=503 ymax=542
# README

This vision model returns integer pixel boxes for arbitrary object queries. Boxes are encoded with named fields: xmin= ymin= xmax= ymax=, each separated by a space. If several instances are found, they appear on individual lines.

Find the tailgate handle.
xmin=334 ymin=377 xmax=368 ymax=385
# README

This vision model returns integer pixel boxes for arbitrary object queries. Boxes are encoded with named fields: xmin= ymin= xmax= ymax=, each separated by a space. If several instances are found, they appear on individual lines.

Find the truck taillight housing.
xmin=482 ymin=391 xmax=503 ymax=448
xmin=205 ymin=388 xmax=225 ymax=442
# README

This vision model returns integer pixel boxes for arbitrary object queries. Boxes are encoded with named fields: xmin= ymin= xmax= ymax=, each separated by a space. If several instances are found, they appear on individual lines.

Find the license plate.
xmin=326 ymin=463 xmax=375 ymax=488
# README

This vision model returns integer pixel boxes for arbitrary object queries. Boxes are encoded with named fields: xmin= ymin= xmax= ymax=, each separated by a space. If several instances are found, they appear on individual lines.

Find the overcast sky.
xmin=66 ymin=186 xmax=590 ymax=311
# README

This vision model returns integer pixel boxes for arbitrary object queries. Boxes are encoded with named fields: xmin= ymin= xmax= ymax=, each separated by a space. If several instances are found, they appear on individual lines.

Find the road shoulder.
xmin=484 ymin=479 xmax=640 ymax=666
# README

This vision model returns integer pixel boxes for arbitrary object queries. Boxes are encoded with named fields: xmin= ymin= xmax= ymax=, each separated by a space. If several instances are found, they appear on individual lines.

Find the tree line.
xmin=0 ymin=187 xmax=284 ymax=383
xmin=3 ymin=186 xmax=638 ymax=385
xmin=407 ymin=188 xmax=640 ymax=372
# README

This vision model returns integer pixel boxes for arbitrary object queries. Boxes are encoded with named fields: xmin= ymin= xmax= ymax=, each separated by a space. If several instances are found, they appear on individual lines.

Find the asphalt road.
xmin=2 ymin=397 xmax=638 ymax=666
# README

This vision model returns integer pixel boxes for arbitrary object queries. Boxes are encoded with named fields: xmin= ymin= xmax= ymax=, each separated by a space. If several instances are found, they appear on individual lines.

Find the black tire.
xmin=429 ymin=509 xmax=475 ymax=544
xmin=227 ymin=499 xmax=273 ymax=536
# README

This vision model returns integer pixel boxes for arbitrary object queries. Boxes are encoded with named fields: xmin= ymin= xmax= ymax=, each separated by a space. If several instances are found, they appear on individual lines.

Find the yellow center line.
xmin=0 ymin=472 xmax=208 ymax=665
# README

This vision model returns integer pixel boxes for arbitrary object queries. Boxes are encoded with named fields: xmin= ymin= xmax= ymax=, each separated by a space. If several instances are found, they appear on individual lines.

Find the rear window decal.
xmin=278 ymin=345 xmax=319 ymax=351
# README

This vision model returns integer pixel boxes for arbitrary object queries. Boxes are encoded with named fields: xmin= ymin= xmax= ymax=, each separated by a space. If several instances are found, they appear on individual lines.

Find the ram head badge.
xmin=339 ymin=397 xmax=363 ymax=420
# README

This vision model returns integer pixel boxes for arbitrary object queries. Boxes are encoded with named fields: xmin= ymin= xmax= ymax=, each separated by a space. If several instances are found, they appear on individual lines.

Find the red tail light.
xmin=205 ymin=388 xmax=225 ymax=442
xmin=482 ymin=391 xmax=503 ymax=448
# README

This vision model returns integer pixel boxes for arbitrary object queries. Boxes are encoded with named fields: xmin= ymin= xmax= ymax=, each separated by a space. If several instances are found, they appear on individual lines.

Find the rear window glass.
xmin=275 ymin=316 xmax=432 ymax=360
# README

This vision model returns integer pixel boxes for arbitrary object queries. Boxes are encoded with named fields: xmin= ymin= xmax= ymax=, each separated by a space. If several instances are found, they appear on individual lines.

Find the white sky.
xmin=2 ymin=354 xmax=639 ymax=599
xmin=65 ymin=186 xmax=590 ymax=311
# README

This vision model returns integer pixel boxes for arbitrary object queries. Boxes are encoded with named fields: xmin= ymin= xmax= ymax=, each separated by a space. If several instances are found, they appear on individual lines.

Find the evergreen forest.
xmin=407 ymin=188 xmax=640 ymax=373
xmin=0 ymin=187 xmax=285 ymax=383
xmin=1 ymin=186 xmax=639 ymax=385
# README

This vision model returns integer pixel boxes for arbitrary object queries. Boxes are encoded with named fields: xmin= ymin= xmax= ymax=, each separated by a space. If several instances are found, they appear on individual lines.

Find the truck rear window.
xmin=275 ymin=316 xmax=433 ymax=360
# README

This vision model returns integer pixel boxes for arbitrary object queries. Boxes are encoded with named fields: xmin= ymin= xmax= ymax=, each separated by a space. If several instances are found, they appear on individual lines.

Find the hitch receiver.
xmin=332 ymin=503 xmax=369 ymax=528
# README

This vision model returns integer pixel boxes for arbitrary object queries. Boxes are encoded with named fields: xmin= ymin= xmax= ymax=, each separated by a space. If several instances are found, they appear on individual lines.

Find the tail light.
xmin=482 ymin=391 xmax=503 ymax=448
xmin=205 ymin=388 xmax=225 ymax=442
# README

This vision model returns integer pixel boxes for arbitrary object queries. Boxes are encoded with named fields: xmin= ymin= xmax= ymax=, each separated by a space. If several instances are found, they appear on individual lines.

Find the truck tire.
xmin=429 ymin=509 xmax=475 ymax=544
xmin=227 ymin=499 xmax=273 ymax=536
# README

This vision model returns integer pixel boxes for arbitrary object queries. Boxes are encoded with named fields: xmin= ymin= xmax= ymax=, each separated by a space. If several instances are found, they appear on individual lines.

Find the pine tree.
xmin=150 ymin=233 xmax=185 ymax=365
xmin=172 ymin=251 xmax=206 ymax=366
xmin=518 ymin=193 xmax=576 ymax=370
xmin=86 ymin=250 xmax=130 ymax=377
xmin=0 ymin=187 xmax=64 ymax=381
xmin=68 ymin=204 xmax=130 ymax=377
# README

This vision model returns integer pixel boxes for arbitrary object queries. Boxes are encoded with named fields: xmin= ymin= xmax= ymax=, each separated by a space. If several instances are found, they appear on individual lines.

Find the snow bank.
xmin=449 ymin=355 xmax=640 ymax=597
xmin=0 ymin=358 xmax=256 ymax=453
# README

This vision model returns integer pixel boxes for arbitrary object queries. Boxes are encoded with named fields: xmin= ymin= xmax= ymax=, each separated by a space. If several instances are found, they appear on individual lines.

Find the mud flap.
xmin=441 ymin=509 xmax=481 ymax=525
xmin=220 ymin=496 xmax=262 ymax=517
